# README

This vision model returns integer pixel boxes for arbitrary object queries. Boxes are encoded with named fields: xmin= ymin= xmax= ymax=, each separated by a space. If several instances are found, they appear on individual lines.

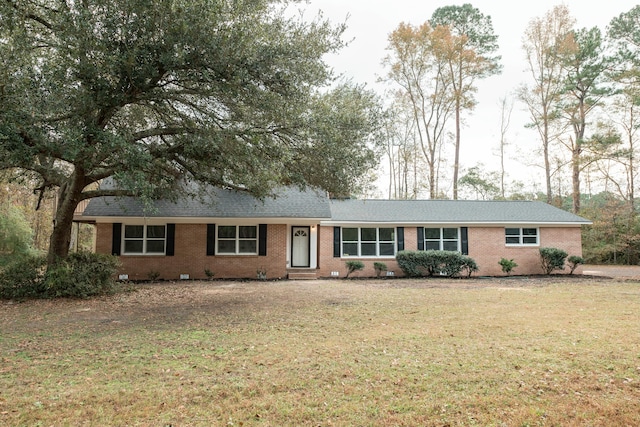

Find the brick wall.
xmin=96 ymin=223 xmax=585 ymax=279
xmin=96 ymin=223 xmax=288 ymax=280
xmin=317 ymin=225 xmax=584 ymax=278
xmin=467 ymin=227 xmax=584 ymax=276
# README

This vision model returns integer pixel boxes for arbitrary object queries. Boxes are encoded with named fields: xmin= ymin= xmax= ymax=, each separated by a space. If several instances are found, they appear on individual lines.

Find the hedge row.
xmin=396 ymin=250 xmax=478 ymax=278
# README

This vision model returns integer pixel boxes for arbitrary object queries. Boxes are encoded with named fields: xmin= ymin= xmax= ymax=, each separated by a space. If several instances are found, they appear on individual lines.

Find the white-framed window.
xmin=217 ymin=225 xmax=258 ymax=255
xmin=424 ymin=227 xmax=460 ymax=251
xmin=123 ymin=224 xmax=166 ymax=255
xmin=505 ymin=227 xmax=539 ymax=246
xmin=342 ymin=227 xmax=395 ymax=257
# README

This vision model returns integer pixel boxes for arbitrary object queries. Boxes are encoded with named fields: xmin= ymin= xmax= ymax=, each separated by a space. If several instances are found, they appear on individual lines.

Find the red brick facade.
xmin=96 ymin=222 xmax=585 ymax=280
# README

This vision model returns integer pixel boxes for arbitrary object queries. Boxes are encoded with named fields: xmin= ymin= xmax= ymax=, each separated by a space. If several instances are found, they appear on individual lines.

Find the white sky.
xmin=297 ymin=1 xmax=640 ymax=197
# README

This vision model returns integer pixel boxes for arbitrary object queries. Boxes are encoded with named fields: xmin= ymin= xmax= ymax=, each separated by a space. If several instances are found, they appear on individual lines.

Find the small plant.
xmin=373 ymin=262 xmax=387 ymax=278
xmin=147 ymin=270 xmax=161 ymax=281
xmin=499 ymin=258 xmax=518 ymax=275
xmin=204 ymin=268 xmax=215 ymax=280
xmin=567 ymin=255 xmax=585 ymax=275
xmin=256 ymin=267 xmax=267 ymax=280
xmin=345 ymin=260 xmax=365 ymax=278
xmin=539 ymin=247 xmax=568 ymax=275
xmin=460 ymin=255 xmax=479 ymax=278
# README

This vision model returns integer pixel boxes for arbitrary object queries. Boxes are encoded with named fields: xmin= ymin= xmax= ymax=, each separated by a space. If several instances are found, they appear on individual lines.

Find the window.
xmin=123 ymin=225 xmax=166 ymax=254
xmin=217 ymin=225 xmax=258 ymax=254
xmin=342 ymin=227 xmax=395 ymax=257
xmin=505 ymin=228 xmax=538 ymax=245
xmin=424 ymin=227 xmax=460 ymax=251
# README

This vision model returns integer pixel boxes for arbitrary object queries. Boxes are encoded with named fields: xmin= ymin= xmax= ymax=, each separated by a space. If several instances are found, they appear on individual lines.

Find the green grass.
xmin=1 ymin=278 xmax=640 ymax=426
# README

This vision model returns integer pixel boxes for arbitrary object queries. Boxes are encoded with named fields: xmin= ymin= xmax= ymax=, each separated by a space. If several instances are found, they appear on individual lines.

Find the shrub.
xmin=345 ymin=260 xmax=364 ymax=278
xmin=499 ymin=258 xmax=518 ymax=275
xmin=567 ymin=255 xmax=585 ymax=275
xmin=539 ymin=247 xmax=568 ymax=275
xmin=44 ymin=252 xmax=121 ymax=298
xmin=396 ymin=250 xmax=478 ymax=278
xmin=0 ymin=252 xmax=121 ymax=299
xmin=373 ymin=262 xmax=387 ymax=277
xmin=460 ymin=255 xmax=479 ymax=278
xmin=0 ymin=254 xmax=47 ymax=299
xmin=395 ymin=251 xmax=426 ymax=277
xmin=147 ymin=270 xmax=161 ymax=281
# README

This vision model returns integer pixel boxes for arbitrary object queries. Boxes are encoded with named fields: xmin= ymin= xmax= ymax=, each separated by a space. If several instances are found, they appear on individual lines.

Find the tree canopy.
xmin=0 ymin=0 xmax=383 ymax=262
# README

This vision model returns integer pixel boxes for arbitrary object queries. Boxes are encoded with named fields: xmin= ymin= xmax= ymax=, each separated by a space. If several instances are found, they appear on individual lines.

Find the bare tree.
xmin=382 ymin=22 xmax=456 ymax=198
xmin=430 ymin=4 xmax=502 ymax=200
xmin=518 ymin=5 xmax=575 ymax=204
xmin=497 ymin=96 xmax=514 ymax=198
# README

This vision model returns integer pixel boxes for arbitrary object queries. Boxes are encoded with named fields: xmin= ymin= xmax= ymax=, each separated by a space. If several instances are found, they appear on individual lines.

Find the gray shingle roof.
xmin=82 ymin=183 xmax=591 ymax=225
xmin=82 ymin=186 xmax=332 ymax=219
xmin=327 ymin=199 xmax=591 ymax=225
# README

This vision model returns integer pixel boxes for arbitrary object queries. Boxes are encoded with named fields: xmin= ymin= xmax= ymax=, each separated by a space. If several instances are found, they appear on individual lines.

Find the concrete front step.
xmin=287 ymin=271 xmax=317 ymax=280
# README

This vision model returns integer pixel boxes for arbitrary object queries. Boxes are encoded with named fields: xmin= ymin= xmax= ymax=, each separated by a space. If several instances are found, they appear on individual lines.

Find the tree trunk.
xmin=571 ymin=146 xmax=581 ymax=213
xmin=453 ymin=104 xmax=461 ymax=200
xmin=543 ymin=121 xmax=553 ymax=204
xmin=47 ymin=170 xmax=86 ymax=266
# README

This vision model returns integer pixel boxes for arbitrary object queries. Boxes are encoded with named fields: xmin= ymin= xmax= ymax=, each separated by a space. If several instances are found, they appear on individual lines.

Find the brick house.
xmin=77 ymin=186 xmax=591 ymax=280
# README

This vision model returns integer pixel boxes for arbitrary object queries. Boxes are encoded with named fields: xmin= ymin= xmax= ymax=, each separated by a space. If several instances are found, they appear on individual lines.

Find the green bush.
xmin=0 ymin=204 xmax=34 ymax=256
xmin=460 ymin=255 xmax=479 ymax=278
xmin=45 ymin=252 xmax=121 ymax=298
xmin=395 ymin=251 xmax=426 ymax=277
xmin=373 ymin=262 xmax=387 ymax=277
xmin=0 ymin=254 xmax=47 ymax=299
xmin=345 ymin=260 xmax=365 ymax=278
xmin=0 ymin=252 xmax=120 ymax=299
xmin=567 ymin=255 xmax=585 ymax=275
xmin=499 ymin=258 xmax=518 ymax=275
xmin=539 ymin=247 xmax=568 ymax=275
xmin=396 ymin=250 xmax=479 ymax=278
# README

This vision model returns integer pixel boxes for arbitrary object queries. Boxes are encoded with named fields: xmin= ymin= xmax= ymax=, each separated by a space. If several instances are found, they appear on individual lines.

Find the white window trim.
xmin=424 ymin=227 xmax=461 ymax=252
xmin=216 ymin=225 xmax=259 ymax=256
xmin=341 ymin=227 xmax=396 ymax=258
xmin=505 ymin=227 xmax=540 ymax=246
xmin=122 ymin=224 xmax=167 ymax=256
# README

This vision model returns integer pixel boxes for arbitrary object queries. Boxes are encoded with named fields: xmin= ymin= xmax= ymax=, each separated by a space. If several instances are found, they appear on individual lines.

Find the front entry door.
xmin=291 ymin=226 xmax=310 ymax=267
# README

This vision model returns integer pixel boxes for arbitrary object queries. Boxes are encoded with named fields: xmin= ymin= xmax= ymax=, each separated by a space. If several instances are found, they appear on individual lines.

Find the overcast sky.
xmin=295 ymin=1 xmax=640 ymax=197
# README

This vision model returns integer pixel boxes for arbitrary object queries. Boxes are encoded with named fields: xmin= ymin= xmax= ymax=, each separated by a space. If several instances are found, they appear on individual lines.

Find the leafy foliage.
xmin=0 ymin=254 xmax=47 ymax=299
xmin=539 ymin=247 xmax=568 ymax=275
xmin=499 ymin=258 xmax=518 ymax=275
xmin=0 ymin=252 xmax=120 ymax=299
xmin=396 ymin=250 xmax=478 ymax=278
xmin=567 ymin=255 xmax=585 ymax=274
xmin=345 ymin=260 xmax=365 ymax=278
xmin=0 ymin=0 xmax=382 ymax=263
xmin=0 ymin=203 xmax=33 ymax=256
xmin=373 ymin=261 xmax=387 ymax=277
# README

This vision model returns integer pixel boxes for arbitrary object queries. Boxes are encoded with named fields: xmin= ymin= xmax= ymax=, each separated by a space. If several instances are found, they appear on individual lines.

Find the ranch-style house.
xmin=76 ymin=186 xmax=592 ymax=280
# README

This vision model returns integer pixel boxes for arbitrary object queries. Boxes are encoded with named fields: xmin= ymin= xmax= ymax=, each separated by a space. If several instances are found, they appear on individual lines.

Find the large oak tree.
xmin=0 ymin=0 xmax=382 ymax=265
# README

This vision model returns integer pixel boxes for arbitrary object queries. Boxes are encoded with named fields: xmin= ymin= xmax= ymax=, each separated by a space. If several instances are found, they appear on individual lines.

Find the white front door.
xmin=291 ymin=226 xmax=310 ymax=267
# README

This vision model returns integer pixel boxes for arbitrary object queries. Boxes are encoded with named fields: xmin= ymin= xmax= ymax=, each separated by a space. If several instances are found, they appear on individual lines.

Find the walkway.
xmin=582 ymin=264 xmax=640 ymax=279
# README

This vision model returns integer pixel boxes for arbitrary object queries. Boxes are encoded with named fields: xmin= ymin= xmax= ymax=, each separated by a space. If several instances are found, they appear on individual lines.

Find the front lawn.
xmin=1 ymin=277 xmax=639 ymax=426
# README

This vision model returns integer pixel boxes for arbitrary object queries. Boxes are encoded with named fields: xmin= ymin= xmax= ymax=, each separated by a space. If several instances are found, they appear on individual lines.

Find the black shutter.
xmin=258 ymin=224 xmax=267 ymax=256
xmin=206 ymin=224 xmax=216 ymax=256
xmin=417 ymin=227 xmax=424 ymax=251
xmin=397 ymin=227 xmax=404 ymax=252
xmin=166 ymin=224 xmax=175 ymax=256
xmin=461 ymin=227 xmax=469 ymax=255
xmin=112 ymin=223 xmax=122 ymax=255
xmin=333 ymin=227 xmax=341 ymax=257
